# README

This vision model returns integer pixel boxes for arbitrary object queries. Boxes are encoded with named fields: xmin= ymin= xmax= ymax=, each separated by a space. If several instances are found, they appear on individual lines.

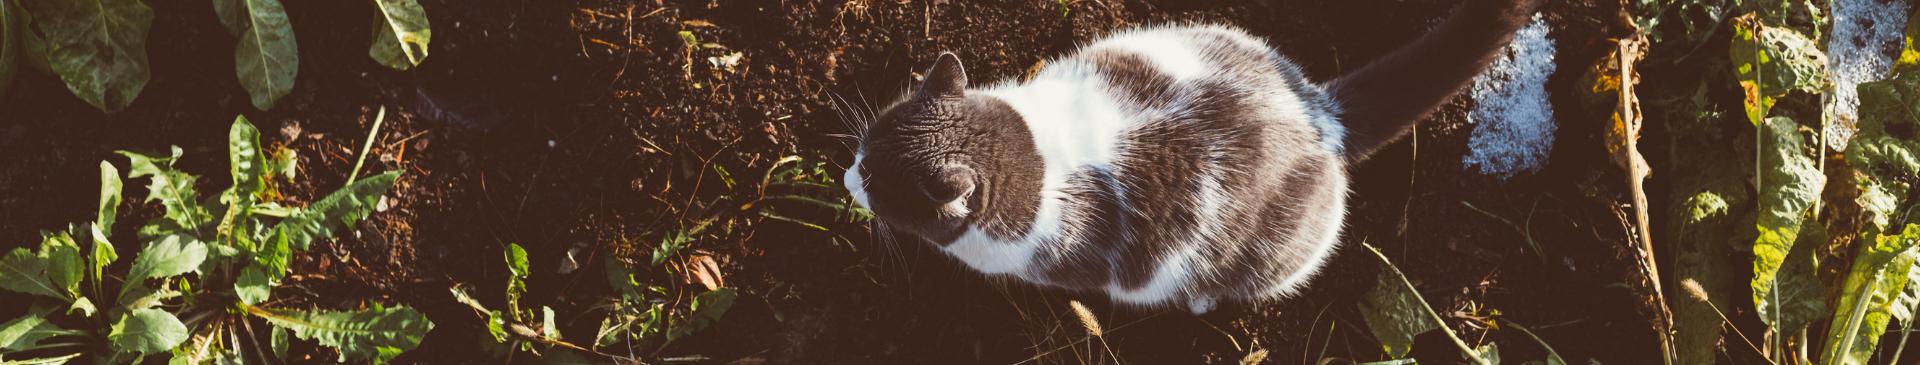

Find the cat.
xmin=842 ymin=0 xmax=1542 ymax=313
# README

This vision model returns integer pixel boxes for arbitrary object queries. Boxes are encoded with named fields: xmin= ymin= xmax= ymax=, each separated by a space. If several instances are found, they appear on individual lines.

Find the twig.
xmin=1616 ymin=37 xmax=1676 ymax=365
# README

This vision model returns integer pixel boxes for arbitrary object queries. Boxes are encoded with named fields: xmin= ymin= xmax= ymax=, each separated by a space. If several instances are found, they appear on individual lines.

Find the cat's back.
xmin=979 ymin=25 xmax=1351 ymax=307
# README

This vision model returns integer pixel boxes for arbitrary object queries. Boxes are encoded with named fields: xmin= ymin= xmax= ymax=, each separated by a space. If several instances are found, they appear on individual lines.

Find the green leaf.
xmin=604 ymin=256 xmax=642 ymax=303
xmin=211 ymin=0 xmax=243 ymax=36
xmin=125 ymin=234 xmax=206 ymax=282
xmin=653 ymin=219 xmax=713 ymax=266
xmin=119 ymin=148 xmax=212 ymax=234
xmin=1358 ymin=244 xmax=1482 ymax=362
xmin=229 ymin=116 xmax=266 ymax=205
xmin=249 ymin=304 xmax=433 ymax=363
xmin=18 ymin=0 xmax=153 ymax=112
xmin=108 ymin=308 xmax=188 ymax=355
xmin=41 ymin=233 xmax=82 ymax=301
xmin=113 ymin=284 xmax=176 ymax=313
xmin=1751 ymin=116 xmax=1826 ymax=333
xmin=1848 ymin=62 xmax=1920 ymax=229
xmin=0 ymin=233 xmax=82 ymax=301
xmin=64 ymin=297 xmax=93 ymax=317
xmin=229 ymin=0 xmax=296 ymax=110
xmin=505 ymin=243 xmax=529 ymax=320
xmin=271 ymin=171 xmax=397 ymax=251
xmin=1821 ymin=225 xmax=1920 ymax=365
xmin=92 ymin=162 xmax=122 ymax=283
xmin=235 ymin=266 xmax=272 ymax=305
xmin=0 ymin=313 xmax=66 ymax=352
xmin=270 ymin=325 xmax=289 ymax=361
xmin=369 ymin=0 xmax=430 ymax=70
xmin=667 ymin=288 xmax=736 ymax=343
xmin=255 ymin=225 xmax=292 ymax=281
xmin=1 ymin=353 xmax=83 ymax=365
xmin=118 ymin=234 xmax=206 ymax=304
xmin=1670 ymin=140 xmax=1753 ymax=365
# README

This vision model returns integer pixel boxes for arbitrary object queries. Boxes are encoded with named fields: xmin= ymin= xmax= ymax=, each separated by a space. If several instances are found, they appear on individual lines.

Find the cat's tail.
xmin=1323 ymin=0 xmax=1542 ymax=162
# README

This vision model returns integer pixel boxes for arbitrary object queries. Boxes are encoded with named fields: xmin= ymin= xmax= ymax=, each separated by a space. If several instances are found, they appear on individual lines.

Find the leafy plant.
xmin=595 ymin=254 xmax=737 ymax=359
xmin=1652 ymin=2 xmax=1920 ymax=364
xmin=0 ymin=115 xmax=431 ymax=364
xmin=0 ymin=0 xmax=431 ymax=111
xmin=449 ymin=243 xmax=591 ymax=361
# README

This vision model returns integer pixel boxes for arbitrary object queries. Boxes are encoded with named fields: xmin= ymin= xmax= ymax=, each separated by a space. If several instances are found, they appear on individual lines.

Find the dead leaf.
xmin=688 ymin=253 xmax=725 ymax=290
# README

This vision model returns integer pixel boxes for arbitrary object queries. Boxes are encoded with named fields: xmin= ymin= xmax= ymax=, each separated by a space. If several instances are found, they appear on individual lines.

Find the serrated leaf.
xmin=19 ymin=0 xmax=154 ymax=112
xmin=1751 ymin=116 xmax=1826 ymax=333
xmin=230 ymin=0 xmax=296 ymax=110
xmin=249 ymin=304 xmax=433 ymax=363
xmin=1821 ymin=225 xmax=1920 ymax=365
xmin=114 ymin=282 xmax=176 ymax=313
xmin=119 ymin=148 xmax=212 ymax=234
xmin=235 ymin=266 xmax=272 ymax=305
xmin=229 ymin=116 xmax=265 ymax=205
xmin=1358 ymin=244 xmax=1480 ymax=362
xmin=0 ymin=313 xmax=65 ymax=352
xmin=271 ymin=171 xmax=397 ymax=250
xmin=369 ymin=0 xmax=429 ymax=70
xmin=1 ymin=353 xmax=83 ymax=365
xmin=118 ymin=234 xmax=206 ymax=305
xmin=109 ymin=308 xmax=188 ymax=355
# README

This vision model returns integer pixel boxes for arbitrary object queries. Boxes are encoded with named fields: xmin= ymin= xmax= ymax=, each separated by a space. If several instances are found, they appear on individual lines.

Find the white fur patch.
xmin=844 ymin=154 xmax=871 ymax=209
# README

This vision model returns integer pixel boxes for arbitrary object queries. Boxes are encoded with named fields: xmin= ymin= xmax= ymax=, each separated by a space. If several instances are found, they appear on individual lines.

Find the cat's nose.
xmin=921 ymin=165 xmax=976 ymax=204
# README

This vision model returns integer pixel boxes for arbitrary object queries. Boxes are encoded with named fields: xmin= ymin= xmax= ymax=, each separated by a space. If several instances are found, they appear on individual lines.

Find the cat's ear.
xmin=918 ymin=52 xmax=968 ymax=99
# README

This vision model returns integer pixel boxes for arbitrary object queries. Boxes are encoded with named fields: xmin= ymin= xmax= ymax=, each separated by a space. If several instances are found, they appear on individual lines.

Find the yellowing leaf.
xmin=370 ymin=0 xmax=430 ymax=70
xmin=1821 ymin=225 xmax=1920 ymax=365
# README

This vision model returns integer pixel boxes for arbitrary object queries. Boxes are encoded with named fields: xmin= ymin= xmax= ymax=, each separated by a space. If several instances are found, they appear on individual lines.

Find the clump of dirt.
xmin=0 ymin=0 xmax=1661 ymax=363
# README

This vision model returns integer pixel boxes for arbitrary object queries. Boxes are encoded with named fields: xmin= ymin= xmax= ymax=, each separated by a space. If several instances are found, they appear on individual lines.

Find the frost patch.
xmin=1463 ymin=14 xmax=1556 ymax=179
xmin=1826 ymin=0 xmax=1911 ymax=150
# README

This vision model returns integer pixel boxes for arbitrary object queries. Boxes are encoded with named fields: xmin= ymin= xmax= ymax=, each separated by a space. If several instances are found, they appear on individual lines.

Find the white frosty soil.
xmin=1463 ymin=13 xmax=1556 ymax=179
xmin=1826 ymin=0 xmax=1911 ymax=150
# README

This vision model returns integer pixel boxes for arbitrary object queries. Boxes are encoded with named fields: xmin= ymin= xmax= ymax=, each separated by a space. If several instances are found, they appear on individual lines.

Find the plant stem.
xmin=347 ymin=106 xmax=387 ymax=185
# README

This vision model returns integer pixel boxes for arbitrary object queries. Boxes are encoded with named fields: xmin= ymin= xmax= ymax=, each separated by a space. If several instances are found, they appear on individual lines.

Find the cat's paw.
xmin=1187 ymin=295 xmax=1217 ymax=315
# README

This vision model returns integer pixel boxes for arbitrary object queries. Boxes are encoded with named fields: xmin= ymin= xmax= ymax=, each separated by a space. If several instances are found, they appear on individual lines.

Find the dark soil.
xmin=1 ymin=0 xmax=1666 ymax=363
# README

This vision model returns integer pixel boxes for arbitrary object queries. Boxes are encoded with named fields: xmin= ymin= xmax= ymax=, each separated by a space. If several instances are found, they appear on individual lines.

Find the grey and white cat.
xmin=843 ymin=0 xmax=1541 ymax=313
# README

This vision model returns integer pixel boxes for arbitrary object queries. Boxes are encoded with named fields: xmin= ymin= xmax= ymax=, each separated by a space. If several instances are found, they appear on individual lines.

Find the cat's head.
xmin=843 ymin=53 xmax=1040 ymax=244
